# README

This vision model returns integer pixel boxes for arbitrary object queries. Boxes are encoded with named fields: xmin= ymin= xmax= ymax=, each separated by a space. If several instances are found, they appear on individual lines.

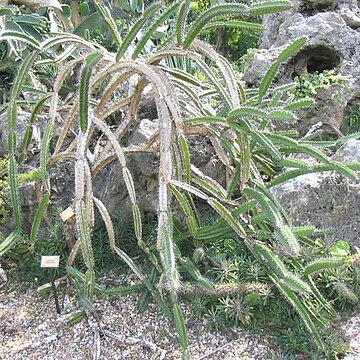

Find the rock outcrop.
xmin=245 ymin=0 xmax=360 ymax=136
xmin=272 ymin=140 xmax=360 ymax=246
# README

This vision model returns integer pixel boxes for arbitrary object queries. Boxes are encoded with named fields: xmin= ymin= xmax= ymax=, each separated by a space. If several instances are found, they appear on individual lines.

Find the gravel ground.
xmin=1 ymin=274 xmax=360 ymax=360
xmin=342 ymin=312 xmax=360 ymax=360
xmin=0 ymin=277 xmax=276 ymax=360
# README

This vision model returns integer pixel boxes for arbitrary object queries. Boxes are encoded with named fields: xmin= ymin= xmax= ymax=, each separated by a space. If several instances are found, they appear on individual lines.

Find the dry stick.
xmin=96 ymin=78 xmax=148 ymax=165
xmin=148 ymin=49 xmax=200 ymax=65
xmin=128 ymin=77 xmax=148 ymax=120
xmin=67 ymin=238 xmax=81 ymax=268
xmin=48 ymin=152 xmax=77 ymax=167
xmin=63 ymin=137 xmax=78 ymax=154
xmin=98 ymin=97 xmax=132 ymax=120
xmin=92 ymin=72 xmax=146 ymax=169
xmin=92 ymin=144 xmax=159 ymax=177
xmin=91 ymin=112 xmax=209 ymax=177
xmin=0 ymin=263 xmax=7 ymax=290
xmin=96 ymin=71 xmax=135 ymax=114
xmin=93 ymin=100 xmax=149 ymax=173
xmin=54 ymin=102 xmax=79 ymax=155
xmin=90 ymin=321 xmax=101 ymax=360
xmin=102 ymin=330 xmax=167 ymax=360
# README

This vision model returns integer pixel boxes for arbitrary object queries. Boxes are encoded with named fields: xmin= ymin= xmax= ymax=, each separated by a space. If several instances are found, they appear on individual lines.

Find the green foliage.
xmin=343 ymin=104 xmax=360 ymax=135
xmin=183 ymin=233 xmax=358 ymax=357
xmin=291 ymin=70 xmax=342 ymax=99
xmin=6 ymin=220 xmax=68 ymax=284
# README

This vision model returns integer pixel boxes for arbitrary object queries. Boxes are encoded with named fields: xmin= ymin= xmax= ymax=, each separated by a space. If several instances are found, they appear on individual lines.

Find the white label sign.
xmin=59 ymin=207 xmax=75 ymax=222
xmin=41 ymin=256 xmax=60 ymax=268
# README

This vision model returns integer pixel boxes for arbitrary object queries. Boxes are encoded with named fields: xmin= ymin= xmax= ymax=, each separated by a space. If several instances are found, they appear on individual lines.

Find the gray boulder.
xmin=94 ymin=117 xmax=226 ymax=214
xmin=245 ymin=0 xmax=360 ymax=136
xmin=272 ymin=140 xmax=360 ymax=246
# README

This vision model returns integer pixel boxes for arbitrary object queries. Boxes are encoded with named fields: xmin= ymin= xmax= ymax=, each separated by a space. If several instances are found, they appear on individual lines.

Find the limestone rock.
xmin=0 ymin=111 xmax=33 ymax=157
xmin=272 ymin=140 xmax=360 ymax=246
xmin=245 ymin=0 xmax=360 ymax=136
xmin=338 ymin=8 xmax=360 ymax=28
xmin=94 ymin=118 xmax=226 ymax=214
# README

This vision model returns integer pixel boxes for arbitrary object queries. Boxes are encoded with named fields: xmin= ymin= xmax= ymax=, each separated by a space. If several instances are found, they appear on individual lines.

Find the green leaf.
xmin=11 ymin=52 xmax=38 ymax=100
xmin=93 ymin=0 xmax=122 ymax=46
xmin=204 ymin=20 xmax=264 ymax=32
xmin=194 ymin=58 xmax=232 ymax=108
xmin=170 ymin=185 xmax=198 ymax=236
xmin=304 ymin=257 xmax=345 ymax=276
xmin=158 ymin=212 xmax=179 ymax=291
xmin=250 ymin=130 xmax=282 ymax=160
xmin=208 ymin=198 xmax=247 ymax=238
xmin=284 ymin=98 xmax=315 ymax=110
xmin=334 ymin=282 xmax=359 ymax=303
xmin=329 ymin=240 xmax=350 ymax=257
xmin=248 ymin=1 xmax=291 ymax=15
xmin=178 ymin=135 xmax=191 ymax=183
xmin=170 ymin=179 xmax=209 ymax=200
xmin=67 ymin=311 xmax=86 ymax=326
xmin=8 ymin=155 xmax=22 ymax=231
xmin=254 ymin=243 xmax=288 ymax=278
xmin=183 ymin=4 xmax=247 ymax=48
xmin=19 ymin=93 xmax=51 ymax=164
xmin=227 ymin=107 xmax=268 ymax=120
xmin=277 ymin=37 xmax=307 ymax=63
xmin=123 ymin=167 xmax=137 ymax=204
xmin=179 ymin=256 xmax=213 ymax=289
xmin=274 ymin=225 xmax=300 ymax=256
xmin=192 ymin=174 xmax=228 ymax=201
xmin=0 ymin=30 xmax=41 ymax=49
xmin=243 ymin=187 xmax=282 ymax=225
xmin=116 ymin=2 xmax=161 ymax=60
xmin=269 ymin=109 xmax=296 ymax=121
xmin=79 ymin=52 xmax=101 ymax=132
xmin=114 ymin=246 xmax=173 ymax=319
xmin=227 ymin=163 xmax=241 ymax=199
xmin=176 ymin=0 xmax=191 ymax=45
xmin=172 ymin=300 xmax=189 ymax=354
xmin=40 ymin=120 xmax=54 ymax=179
xmin=132 ymin=204 xmax=143 ymax=242
xmin=74 ymin=13 xmax=102 ymax=37
xmin=75 ymin=200 xmax=94 ymax=269
xmin=281 ymin=273 xmax=311 ymax=294
xmin=0 ymin=231 xmax=20 ymax=257
xmin=30 ymin=192 xmax=50 ymax=245
xmin=80 ymin=2 xmax=91 ymax=16
xmin=259 ymin=62 xmax=280 ymax=98
xmin=272 ymin=276 xmax=324 ymax=350
xmin=85 ymin=269 xmax=95 ymax=301
xmin=195 ymin=221 xmax=235 ymax=242
xmin=132 ymin=1 xmax=181 ymax=59
xmin=184 ymin=116 xmax=226 ymax=127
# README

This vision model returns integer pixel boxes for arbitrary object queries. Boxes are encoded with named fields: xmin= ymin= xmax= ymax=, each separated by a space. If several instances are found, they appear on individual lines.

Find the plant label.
xmin=59 ymin=207 xmax=75 ymax=222
xmin=40 ymin=256 xmax=60 ymax=268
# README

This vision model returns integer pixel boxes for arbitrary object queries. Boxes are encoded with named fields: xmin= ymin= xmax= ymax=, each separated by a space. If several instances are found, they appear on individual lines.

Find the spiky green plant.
xmin=1 ymin=1 xmax=360 ymax=357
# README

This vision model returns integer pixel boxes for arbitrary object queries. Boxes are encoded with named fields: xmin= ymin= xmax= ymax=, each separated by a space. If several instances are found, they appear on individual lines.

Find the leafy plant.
xmin=343 ymin=104 xmax=360 ymax=135
xmin=290 ymin=69 xmax=342 ymax=100
xmin=1 ymin=1 xmax=360 ymax=358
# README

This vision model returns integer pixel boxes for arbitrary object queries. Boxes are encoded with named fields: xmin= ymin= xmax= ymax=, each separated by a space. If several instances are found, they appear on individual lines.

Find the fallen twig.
xmin=102 ymin=329 xmax=167 ymax=359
